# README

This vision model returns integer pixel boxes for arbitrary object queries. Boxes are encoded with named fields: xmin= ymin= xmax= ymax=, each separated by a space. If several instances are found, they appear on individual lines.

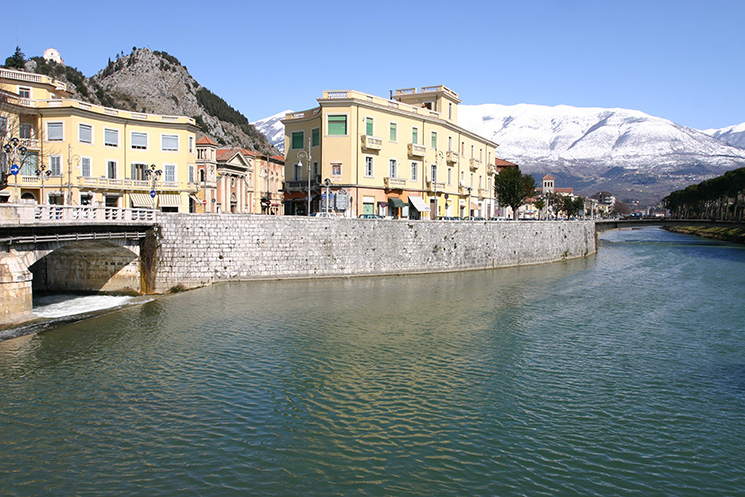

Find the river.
xmin=1 ymin=227 xmax=744 ymax=496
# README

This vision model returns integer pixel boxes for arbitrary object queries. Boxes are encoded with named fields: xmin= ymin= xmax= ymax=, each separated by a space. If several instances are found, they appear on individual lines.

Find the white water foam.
xmin=33 ymin=295 xmax=140 ymax=319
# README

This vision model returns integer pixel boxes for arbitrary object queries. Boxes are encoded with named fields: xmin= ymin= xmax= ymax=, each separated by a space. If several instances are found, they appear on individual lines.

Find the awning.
xmin=130 ymin=193 xmax=154 ymax=208
xmin=408 ymin=196 xmax=430 ymax=212
xmin=189 ymin=194 xmax=202 ymax=204
xmin=388 ymin=197 xmax=406 ymax=209
xmin=158 ymin=193 xmax=182 ymax=207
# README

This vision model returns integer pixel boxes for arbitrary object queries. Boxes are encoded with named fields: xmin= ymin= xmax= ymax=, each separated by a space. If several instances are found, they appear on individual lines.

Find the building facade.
xmin=282 ymin=86 xmax=500 ymax=219
xmin=246 ymin=151 xmax=284 ymax=215
xmin=0 ymin=68 xmax=198 ymax=211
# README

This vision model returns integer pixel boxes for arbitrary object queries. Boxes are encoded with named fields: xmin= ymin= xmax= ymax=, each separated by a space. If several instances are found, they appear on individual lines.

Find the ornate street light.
xmin=297 ymin=140 xmax=312 ymax=216
xmin=323 ymin=177 xmax=332 ymax=215
xmin=36 ymin=162 xmax=52 ymax=204
xmin=3 ymin=137 xmax=28 ymax=201
xmin=146 ymin=164 xmax=162 ymax=210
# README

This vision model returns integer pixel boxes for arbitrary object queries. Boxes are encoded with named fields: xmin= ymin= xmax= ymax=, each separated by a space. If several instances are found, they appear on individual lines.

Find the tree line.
xmin=662 ymin=167 xmax=745 ymax=221
xmin=494 ymin=165 xmax=585 ymax=219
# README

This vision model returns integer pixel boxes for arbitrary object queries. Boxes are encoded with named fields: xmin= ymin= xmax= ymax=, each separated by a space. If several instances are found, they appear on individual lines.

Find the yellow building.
xmin=282 ymin=86 xmax=499 ymax=219
xmin=0 ymin=68 xmax=198 ymax=211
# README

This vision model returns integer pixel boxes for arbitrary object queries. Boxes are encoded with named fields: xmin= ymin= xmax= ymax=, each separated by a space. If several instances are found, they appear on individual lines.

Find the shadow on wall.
xmin=30 ymin=241 xmax=141 ymax=295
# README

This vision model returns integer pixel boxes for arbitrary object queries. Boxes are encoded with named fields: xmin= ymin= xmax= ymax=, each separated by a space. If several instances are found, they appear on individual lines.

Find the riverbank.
xmin=662 ymin=225 xmax=745 ymax=244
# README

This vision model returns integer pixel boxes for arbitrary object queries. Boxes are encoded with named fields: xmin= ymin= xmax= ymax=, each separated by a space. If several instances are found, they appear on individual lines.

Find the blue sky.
xmin=3 ymin=0 xmax=743 ymax=130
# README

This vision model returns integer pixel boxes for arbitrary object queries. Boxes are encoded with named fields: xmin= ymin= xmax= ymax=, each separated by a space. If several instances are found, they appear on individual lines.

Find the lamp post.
xmin=466 ymin=186 xmax=472 ymax=218
xmin=146 ymin=163 xmax=162 ymax=210
xmin=69 ymin=152 xmax=80 ymax=206
xmin=3 ymin=137 xmax=27 ymax=201
xmin=36 ymin=162 xmax=52 ymax=204
xmin=323 ymin=178 xmax=332 ymax=215
xmin=297 ymin=141 xmax=312 ymax=216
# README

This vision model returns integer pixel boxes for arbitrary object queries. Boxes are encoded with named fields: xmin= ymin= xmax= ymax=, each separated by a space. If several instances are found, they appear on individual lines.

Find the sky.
xmin=3 ymin=0 xmax=743 ymax=131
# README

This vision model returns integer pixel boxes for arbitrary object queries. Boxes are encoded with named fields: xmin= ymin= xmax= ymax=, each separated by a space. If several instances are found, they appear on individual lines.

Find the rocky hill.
xmin=28 ymin=48 xmax=277 ymax=155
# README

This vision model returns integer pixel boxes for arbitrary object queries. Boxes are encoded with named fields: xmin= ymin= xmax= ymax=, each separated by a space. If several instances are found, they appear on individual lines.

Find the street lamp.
xmin=145 ymin=163 xmax=162 ymax=210
xmin=323 ymin=178 xmax=332 ymax=215
xmin=35 ymin=163 xmax=52 ymax=204
xmin=3 ymin=137 xmax=27 ymax=201
xmin=466 ymin=186 xmax=472 ymax=218
xmin=297 ymin=141 xmax=312 ymax=216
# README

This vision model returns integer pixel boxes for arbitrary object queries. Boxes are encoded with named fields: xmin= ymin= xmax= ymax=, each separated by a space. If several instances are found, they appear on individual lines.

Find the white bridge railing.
xmin=0 ymin=203 xmax=157 ymax=226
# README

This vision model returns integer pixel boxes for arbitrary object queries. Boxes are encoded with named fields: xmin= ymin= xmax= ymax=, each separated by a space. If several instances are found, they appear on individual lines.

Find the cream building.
xmin=0 ymin=67 xmax=198 ymax=211
xmin=282 ymin=86 xmax=500 ymax=219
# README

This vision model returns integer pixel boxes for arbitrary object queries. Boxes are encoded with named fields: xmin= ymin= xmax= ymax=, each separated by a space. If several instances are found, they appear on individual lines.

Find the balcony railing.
xmin=478 ymin=188 xmax=491 ymax=198
xmin=487 ymin=164 xmax=497 ymax=175
xmin=407 ymin=143 xmax=426 ymax=157
xmin=77 ymin=177 xmax=186 ymax=191
xmin=284 ymin=176 xmax=321 ymax=192
xmin=384 ymin=177 xmax=407 ymax=189
xmin=446 ymin=151 xmax=458 ymax=164
xmin=361 ymin=135 xmax=383 ymax=150
xmin=0 ymin=203 xmax=156 ymax=227
xmin=469 ymin=158 xmax=482 ymax=170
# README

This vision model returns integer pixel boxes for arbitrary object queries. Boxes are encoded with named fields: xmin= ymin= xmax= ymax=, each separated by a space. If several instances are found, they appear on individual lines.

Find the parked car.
xmin=436 ymin=216 xmax=461 ymax=221
xmin=359 ymin=214 xmax=384 ymax=219
xmin=311 ymin=212 xmax=337 ymax=218
xmin=463 ymin=216 xmax=487 ymax=221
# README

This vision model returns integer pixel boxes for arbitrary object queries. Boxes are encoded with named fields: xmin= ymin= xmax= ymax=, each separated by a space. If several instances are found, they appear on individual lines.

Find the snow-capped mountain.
xmin=252 ymin=110 xmax=290 ymax=154
xmin=254 ymin=103 xmax=745 ymax=205
xmin=458 ymin=104 xmax=745 ymax=204
xmin=702 ymin=122 xmax=745 ymax=149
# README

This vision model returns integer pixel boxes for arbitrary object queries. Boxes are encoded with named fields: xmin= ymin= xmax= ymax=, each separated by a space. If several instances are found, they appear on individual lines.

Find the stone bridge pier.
xmin=0 ymin=252 xmax=33 ymax=323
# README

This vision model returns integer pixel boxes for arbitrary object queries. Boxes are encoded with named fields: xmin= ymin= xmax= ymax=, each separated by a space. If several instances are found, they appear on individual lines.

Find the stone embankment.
xmin=153 ymin=215 xmax=597 ymax=293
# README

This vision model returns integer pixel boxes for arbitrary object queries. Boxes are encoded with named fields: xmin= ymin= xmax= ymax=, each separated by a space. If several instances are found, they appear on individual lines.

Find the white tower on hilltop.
xmin=43 ymin=48 xmax=63 ymax=64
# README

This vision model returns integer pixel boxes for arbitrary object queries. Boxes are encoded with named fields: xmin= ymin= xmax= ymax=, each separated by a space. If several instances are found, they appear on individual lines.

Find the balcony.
xmin=361 ymin=135 xmax=383 ymax=151
xmin=407 ymin=143 xmax=426 ymax=157
xmin=76 ymin=177 xmax=188 ymax=192
xmin=487 ymin=164 xmax=497 ymax=176
xmin=458 ymin=185 xmax=472 ymax=195
xmin=384 ymin=177 xmax=407 ymax=189
xmin=478 ymin=188 xmax=491 ymax=198
xmin=469 ymin=158 xmax=482 ymax=171
xmin=284 ymin=176 xmax=321 ymax=192
xmin=426 ymin=180 xmax=446 ymax=192
xmin=446 ymin=151 xmax=458 ymax=164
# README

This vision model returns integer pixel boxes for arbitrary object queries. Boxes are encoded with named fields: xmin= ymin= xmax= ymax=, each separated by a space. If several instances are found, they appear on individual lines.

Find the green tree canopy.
xmin=495 ymin=166 xmax=535 ymax=220
xmin=4 ymin=46 xmax=25 ymax=69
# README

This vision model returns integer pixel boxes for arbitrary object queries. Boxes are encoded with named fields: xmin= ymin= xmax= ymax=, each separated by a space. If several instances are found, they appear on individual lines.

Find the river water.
xmin=1 ymin=227 xmax=744 ymax=496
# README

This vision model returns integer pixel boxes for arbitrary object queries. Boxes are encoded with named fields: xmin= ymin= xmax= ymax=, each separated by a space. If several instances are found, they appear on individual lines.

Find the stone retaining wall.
xmin=154 ymin=215 xmax=597 ymax=293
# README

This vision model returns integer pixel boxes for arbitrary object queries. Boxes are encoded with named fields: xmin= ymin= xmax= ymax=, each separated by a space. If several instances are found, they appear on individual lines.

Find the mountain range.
xmin=255 ymin=105 xmax=745 ymax=206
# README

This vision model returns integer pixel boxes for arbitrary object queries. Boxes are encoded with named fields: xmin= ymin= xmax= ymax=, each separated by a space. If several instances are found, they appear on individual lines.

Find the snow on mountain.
xmin=702 ymin=122 xmax=745 ymax=149
xmin=458 ymin=103 xmax=745 ymax=171
xmin=252 ymin=110 xmax=290 ymax=154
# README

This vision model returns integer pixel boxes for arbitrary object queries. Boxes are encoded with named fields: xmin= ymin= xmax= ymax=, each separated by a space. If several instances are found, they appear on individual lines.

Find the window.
xmin=411 ymin=162 xmax=418 ymax=181
xmin=389 ymin=159 xmax=397 ymax=178
xmin=189 ymin=136 xmax=194 ymax=154
xmin=131 ymin=163 xmax=147 ymax=180
xmin=411 ymin=127 xmax=418 ymax=144
xmin=312 ymin=128 xmax=320 ymax=147
xmin=431 ymin=164 xmax=437 ymax=183
xmin=448 ymin=167 xmax=452 ymax=185
xmin=18 ymin=87 xmax=30 ymax=98
xmin=20 ymin=124 xmax=31 ymax=139
xmin=47 ymin=122 xmax=63 ymax=141
xmin=49 ymin=155 xmax=62 ymax=176
xmin=197 ymin=149 xmax=205 ymax=160
xmin=188 ymin=164 xmax=195 ymax=183
xmin=79 ymin=123 xmax=92 ymax=144
xmin=131 ymin=132 xmax=147 ymax=149
xmin=470 ymin=172 xmax=474 ymax=188
xmin=461 ymin=171 xmax=465 ymax=184
xmin=389 ymin=122 xmax=397 ymax=142
xmin=81 ymin=157 xmax=91 ymax=177
xmin=107 ymin=160 xmax=117 ymax=179
xmin=448 ymin=136 xmax=453 ymax=151
xmin=328 ymin=115 xmax=347 ymax=135
xmin=448 ymin=102 xmax=453 ymax=119
xmin=0 ymin=116 xmax=6 ymax=134
xmin=313 ymin=161 xmax=319 ymax=176
xmin=104 ymin=128 xmax=118 ymax=147
xmin=291 ymin=131 xmax=304 ymax=149
xmin=20 ymin=152 xmax=37 ymax=175
xmin=365 ymin=157 xmax=374 ymax=177
xmin=161 ymin=134 xmax=179 ymax=151
xmin=431 ymin=131 xmax=437 ymax=149
xmin=164 ymin=164 xmax=176 ymax=183
xmin=365 ymin=117 xmax=374 ymax=136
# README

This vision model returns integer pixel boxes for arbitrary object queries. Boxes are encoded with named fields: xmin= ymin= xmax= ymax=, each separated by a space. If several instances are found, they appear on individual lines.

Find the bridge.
xmin=1 ymin=203 xmax=156 ymax=324
xmin=594 ymin=218 xmax=745 ymax=231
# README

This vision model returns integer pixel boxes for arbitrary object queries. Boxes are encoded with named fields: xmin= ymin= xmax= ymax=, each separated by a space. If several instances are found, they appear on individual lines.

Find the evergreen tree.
xmin=495 ymin=165 xmax=535 ymax=220
xmin=4 ymin=46 xmax=25 ymax=69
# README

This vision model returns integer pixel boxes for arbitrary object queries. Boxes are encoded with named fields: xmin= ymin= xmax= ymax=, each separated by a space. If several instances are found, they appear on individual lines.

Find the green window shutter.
xmin=292 ymin=131 xmax=304 ymax=149
xmin=366 ymin=118 xmax=373 ymax=136
xmin=312 ymin=128 xmax=320 ymax=147
xmin=412 ymin=128 xmax=418 ymax=144
xmin=328 ymin=115 xmax=347 ymax=135
xmin=390 ymin=123 xmax=397 ymax=141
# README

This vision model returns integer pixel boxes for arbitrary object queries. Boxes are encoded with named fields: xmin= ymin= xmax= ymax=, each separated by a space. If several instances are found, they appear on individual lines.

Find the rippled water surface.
xmin=1 ymin=227 xmax=744 ymax=496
